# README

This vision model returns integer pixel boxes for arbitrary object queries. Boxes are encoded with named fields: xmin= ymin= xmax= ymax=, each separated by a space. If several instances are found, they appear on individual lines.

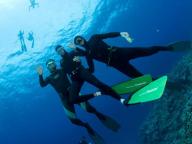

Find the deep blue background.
xmin=0 ymin=0 xmax=191 ymax=144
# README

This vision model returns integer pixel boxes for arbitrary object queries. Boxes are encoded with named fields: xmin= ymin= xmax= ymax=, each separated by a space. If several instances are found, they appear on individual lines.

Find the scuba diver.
xmin=27 ymin=32 xmax=35 ymax=48
xmin=37 ymin=60 xmax=98 ymax=104
xmin=29 ymin=0 xmax=39 ymax=10
xmin=18 ymin=30 xmax=27 ymax=52
xmin=55 ymin=45 xmax=130 ymax=106
xmin=74 ymin=32 xmax=191 ymax=78
xmin=36 ymin=59 xmax=120 ymax=144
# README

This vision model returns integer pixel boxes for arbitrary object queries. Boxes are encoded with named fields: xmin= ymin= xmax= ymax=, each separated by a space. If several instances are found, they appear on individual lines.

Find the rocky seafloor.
xmin=140 ymin=51 xmax=192 ymax=144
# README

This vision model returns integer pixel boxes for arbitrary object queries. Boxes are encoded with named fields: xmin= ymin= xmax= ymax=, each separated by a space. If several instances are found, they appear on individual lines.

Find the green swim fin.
xmin=98 ymin=114 xmax=120 ymax=132
xmin=169 ymin=41 xmax=192 ymax=51
xmin=128 ymin=75 xmax=168 ymax=104
xmin=112 ymin=74 xmax=152 ymax=95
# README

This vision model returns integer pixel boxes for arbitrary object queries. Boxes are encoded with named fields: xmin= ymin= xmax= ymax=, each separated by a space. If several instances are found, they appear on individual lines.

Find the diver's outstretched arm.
xmin=68 ymin=42 xmax=95 ymax=72
xmin=68 ymin=42 xmax=87 ymax=56
xmin=36 ymin=66 xmax=49 ymax=87
xmin=93 ymin=32 xmax=121 ymax=39
xmin=86 ymin=56 xmax=95 ymax=73
xmin=39 ymin=75 xmax=49 ymax=87
xmin=68 ymin=42 xmax=95 ymax=73
xmin=69 ymin=91 xmax=101 ymax=104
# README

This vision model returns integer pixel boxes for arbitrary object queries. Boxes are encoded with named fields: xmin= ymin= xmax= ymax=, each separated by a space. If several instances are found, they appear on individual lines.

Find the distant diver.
xmin=55 ymin=45 xmax=130 ymax=106
xmin=36 ymin=59 xmax=120 ymax=144
xmin=27 ymin=32 xmax=35 ymax=48
xmin=18 ymin=30 xmax=27 ymax=52
xmin=74 ymin=32 xmax=192 ymax=78
xmin=29 ymin=0 xmax=39 ymax=10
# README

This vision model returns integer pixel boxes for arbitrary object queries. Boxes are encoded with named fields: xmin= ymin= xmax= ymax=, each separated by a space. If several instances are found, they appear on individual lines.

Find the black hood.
xmin=74 ymin=35 xmax=87 ymax=46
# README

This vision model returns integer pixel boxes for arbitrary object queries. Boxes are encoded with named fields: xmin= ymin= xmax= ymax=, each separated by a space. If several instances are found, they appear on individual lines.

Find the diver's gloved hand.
xmin=68 ymin=42 xmax=76 ymax=50
xmin=120 ymin=32 xmax=133 ymax=43
xmin=120 ymin=32 xmax=129 ymax=38
xmin=73 ymin=56 xmax=81 ymax=62
xmin=94 ymin=91 xmax=102 ymax=97
xmin=36 ymin=66 xmax=43 ymax=75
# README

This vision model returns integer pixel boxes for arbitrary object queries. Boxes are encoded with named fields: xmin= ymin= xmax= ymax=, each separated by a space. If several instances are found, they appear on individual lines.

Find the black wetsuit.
xmin=39 ymin=69 xmax=94 ymax=104
xmin=60 ymin=49 xmax=121 ymax=102
xmin=80 ymin=32 xmax=171 ymax=78
xmin=39 ymin=69 xmax=106 ymax=135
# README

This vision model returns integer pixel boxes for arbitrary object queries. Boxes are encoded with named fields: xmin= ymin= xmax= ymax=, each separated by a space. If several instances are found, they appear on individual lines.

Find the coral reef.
xmin=140 ymin=51 xmax=192 ymax=144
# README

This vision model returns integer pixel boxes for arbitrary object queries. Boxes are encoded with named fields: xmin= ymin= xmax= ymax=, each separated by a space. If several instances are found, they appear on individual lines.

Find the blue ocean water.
xmin=0 ymin=0 xmax=191 ymax=144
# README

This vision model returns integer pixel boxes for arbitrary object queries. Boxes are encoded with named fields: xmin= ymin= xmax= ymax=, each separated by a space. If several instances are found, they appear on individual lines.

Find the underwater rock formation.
xmin=140 ymin=51 xmax=192 ymax=144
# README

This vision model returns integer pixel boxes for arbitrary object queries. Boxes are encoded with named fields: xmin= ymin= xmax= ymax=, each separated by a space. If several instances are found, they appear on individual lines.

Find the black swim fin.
xmin=168 ymin=41 xmax=192 ymax=51
xmin=97 ymin=114 xmax=121 ymax=132
xmin=86 ymin=124 xmax=105 ymax=144
xmin=90 ymin=133 xmax=105 ymax=144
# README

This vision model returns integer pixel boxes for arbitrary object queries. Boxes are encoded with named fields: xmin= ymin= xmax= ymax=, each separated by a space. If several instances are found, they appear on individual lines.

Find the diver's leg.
xmin=21 ymin=40 xmax=24 ymax=46
xmin=63 ymin=102 xmax=96 ymax=135
xmin=61 ymin=100 xmax=89 ymax=131
xmin=22 ymin=40 xmax=27 ymax=52
xmin=112 ymin=61 xmax=144 ymax=78
xmin=73 ymin=93 xmax=95 ymax=104
xmin=79 ymin=67 xmax=121 ymax=101
xmin=69 ymin=80 xmax=95 ymax=104
xmin=69 ymin=80 xmax=83 ymax=103
xmin=21 ymin=40 xmax=26 ymax=51
xmin=80 ymin=102 xmax=121 ymax=132
xmin=118 ymin=46 xmax=170 ymax=60
xmin=110 ymin=46 xmax=169 ymax=78
xmin=168 ymin=41 xmax=192 ymax=51
xmin=80 ymin=102 xmax=105 ymax=119
xmin=64 ymin=102 xmax=104 ymax=143
xmin=32 ymin=40 xmax=34 ymax=48
xmin=21 ymin=45 xmax=24 ymax=52
xmin=24 ymin=45 xmax=27 ymax=52
xmin=69 ymin=119 xmax=95 ymax=135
